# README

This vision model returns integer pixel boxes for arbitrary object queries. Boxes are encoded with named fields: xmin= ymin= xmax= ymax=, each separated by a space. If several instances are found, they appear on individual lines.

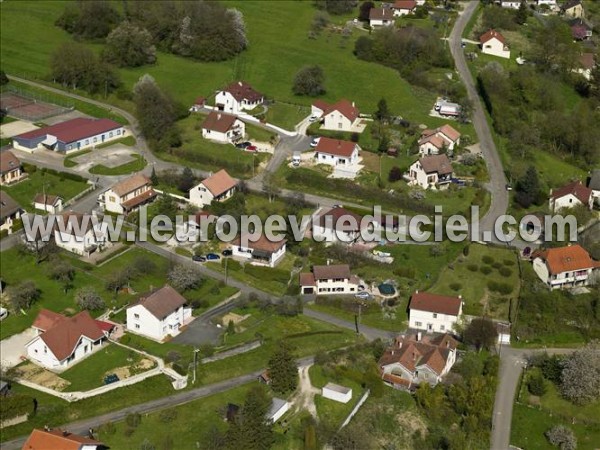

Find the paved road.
xmin=448 ymin=2 xmax=508 ymax=240
xmin=492 ymin=347 xmax=576 ymax=450
xmin=0 ymin=356 xmax=315 ymax=450
xmin=303 ymin=308 xmax=395 ymax=342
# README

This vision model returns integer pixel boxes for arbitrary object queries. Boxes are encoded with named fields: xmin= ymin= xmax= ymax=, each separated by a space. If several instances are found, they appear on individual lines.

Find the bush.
xmin=480 ymin=265 xmax=492 ymax=275
xmin=482 ymin=255 xmax=494 ymax=265
xmin=463 ymin=245 xmax=470 ymax=256
xmin=172 ymin=363 xmax=187 ymax=376
xmin=545 ymin=425 xmax=577 ymax=450
xmin=449 ymin=282 xmax=462 ymax=292
xmin=99 ymin=421 xmax=116 ymax=435
xmin=492 ymin=261 xmax=503 ymax=269
xmin=499 ymin=267 xmax=512 ymax=277
xmin=159 ymin=409 xmax=178 ymax=423
xmin=165 ymin=351 xmax=181 ymax=363
xmin=123 ymin=427 xmax=136 ymax=437
xmin=467 ymin=264 xmax=479 ymax=272
xmin=503 ymin=259 xmax=515 ymax=266
xmin=0 ymin=394 xmax=33 ymax=422
xmin=394 ymin=266 xmax=416 ymax=278
xmin=487 ymin=281 xmax=513 ymax=295
xmin=528 ymin=372 xmax=547 ymax=396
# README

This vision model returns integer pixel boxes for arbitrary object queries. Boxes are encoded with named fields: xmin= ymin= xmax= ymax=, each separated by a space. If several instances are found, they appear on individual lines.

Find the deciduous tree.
xmin=103 ymin=22 xmax=156 ymax=68
xmin=8 ymin=281 xmax=40 ymax=312
xmin=560 ymin=341 xmax=600 ymax=405
xmin=76 ymin=287 xmax=106 ymax=311
xmin=293 ymin=65 xmax=326 ymax=96
xmin=167 ymin=265 xmax=200 ymax=292
xmin=545 ymin=425 xmax=577 ymax=450
xmin=463 ymin=317 xmax=498 ymax=351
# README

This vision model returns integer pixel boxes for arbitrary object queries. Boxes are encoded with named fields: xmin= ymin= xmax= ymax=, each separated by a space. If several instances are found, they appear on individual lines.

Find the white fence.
xmin=340 ymin=389 xmax=370 ymax=429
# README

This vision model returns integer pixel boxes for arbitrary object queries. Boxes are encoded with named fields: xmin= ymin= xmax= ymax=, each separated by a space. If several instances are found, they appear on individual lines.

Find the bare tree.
xmin=167 ymin=265 xmax=200 ymax=291
xmin=8 ymin=281 xmax=40 ymax=312
xmin=76 ymin=287 xmax=106 ymax=311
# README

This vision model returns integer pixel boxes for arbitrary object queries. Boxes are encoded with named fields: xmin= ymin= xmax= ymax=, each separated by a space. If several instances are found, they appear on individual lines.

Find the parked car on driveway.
xmin=206 ymin=253 xmax=221 ymax=261
xmin=236 ymin=141 xmax=251 ymax=149
xmin=355 ymin=291 xmax=372 ymax=300
xmin=246 ymin=145 xmax=257 ymax=152
xmin=310 ymin=137 xmax=321 ymax=147
xmin=0 ymin=307 xmax=8 ymax=321
xmin=222 ymin=249 xmax=233 ymax=256
xmin=308 ymin=115 xmax=319 ymax=123
xmin=192 ymin=255 xmax=206 ymax=262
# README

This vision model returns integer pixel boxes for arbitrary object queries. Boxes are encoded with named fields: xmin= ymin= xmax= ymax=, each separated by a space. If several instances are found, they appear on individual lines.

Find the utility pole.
xmin=224 ymin=257 xmax=229 ymax=286
xmin=192 ymin=347 xmax=200 ymax=384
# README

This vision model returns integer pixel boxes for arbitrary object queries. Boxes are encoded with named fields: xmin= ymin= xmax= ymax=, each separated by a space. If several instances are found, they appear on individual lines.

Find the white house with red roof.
xmin=299 ymin=264 xmax=360 ymax=295
xmin=369 ymin=7 xmax=395 ymax=27
xmin=26 ymin=309 xmax=114 ymax=370
xmin=408 ymin=291 xmax=463 ymax=333
xmin=12 ymin=118 xmax=125 ymax=153
xmin=100 ymin=173 xmax=157 ymax=214
xmin=314 ymin=137 xmax=359 ymax=166
xmin=215 ymin=81 xmax=264 ymax=114
xmin=189 ymin=169 xmax=238 ymax=208
xmin=407 ymin=154 xmax=453 ymax=190
xmin=391 ymin=0 xmax=417 ymax=16
xmin=201 ymin=111 xmax=245 ymax=143
xmin=379 ymin=332 xmax=458 ymax=388
xmin=418 ymin=124 xmax=461 ymax=156
xmin=480 ymin=29 xmax=510 ymax=59
xmin=532 ymin=244 xmax=600 ymax=289
xmin=231 ymin=233 xmax=287 ymax=267
xmin=549 ymin=180 xmax=593 ymax=212
xmin=311 ymin=99 xmax=364 ymax=133
xmin=22 ymin=428 xmax=106 ymax=450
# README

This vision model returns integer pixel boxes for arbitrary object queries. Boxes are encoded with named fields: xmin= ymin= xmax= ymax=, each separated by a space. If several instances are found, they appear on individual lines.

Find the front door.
xmin=427 ymin=323 xmax=433 ymax=332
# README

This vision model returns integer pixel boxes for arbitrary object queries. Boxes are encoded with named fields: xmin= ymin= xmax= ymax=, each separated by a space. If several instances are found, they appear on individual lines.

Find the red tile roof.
xmin=22 ymin=428 xmax=104 ymax=450
xmin=33 ymin=193 xmax=61 ymax=206
xmin=315 ymin=137 xmax=357 ymax=158
xmin=480 ymin=29 xmax=506 ymax=45
xmin=409 ymin=291 xmax=462 ymax=316
xmin=299 ymin=272 xmax=316 ymax=287
xmin=202 ymin=111 xmax=240 ymax=133
xmin=94 ymin=320 xmax=115 ymax=333
xmin=194 ymin=96 xmax=205 ymax=105
xmin=32 ymin=309 xmax=64 ymax=331
xmin=232 ymin=233 xmax=287 ymax=253
xmin=0 ymin=191 xmax=21 ymax=220
xmin=201 ymin=169 xmax=237 ymax=196
xmin=15 ymin=118 xmax=122 ymax=144
xmin=392 ymin=0 xmax=417 ymax=10
xmin=121 ymin=188 xmax=157 ymax=211
xmin=111 ymin=173 xmax=152 ymax=197
xmin=0 ymin=150 xmax=21 ymax=174
xmin=324 ymin=99 xmax=359 ymax=123
xmin=316 ymin=206 xmax=363 ymax=230
xmin=580 ymin=53 xmax=595 ymax=70
xmin=223 ymin=81 xmax=263 ymax=103
xmin=34 ymin=311 xmax=106 ymax=362
xmin=534 ymin=244 xmax=599 ymax=275
xmin=437 ymin=124 xmax=461 ymax=142
xmin=418 ymin=133 xmax=446 ymax=149
xmin=551 ymin=180 xmax=592 ymax=204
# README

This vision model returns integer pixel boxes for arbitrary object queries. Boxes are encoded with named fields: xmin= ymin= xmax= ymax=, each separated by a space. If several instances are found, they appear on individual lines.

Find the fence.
xmin=339 ymin=389 xmax=370 ymax=429
xmin=1 ymin=86 xmax=73 ymax=121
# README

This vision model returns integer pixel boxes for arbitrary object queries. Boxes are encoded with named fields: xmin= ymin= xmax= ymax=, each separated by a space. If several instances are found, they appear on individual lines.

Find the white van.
xmin=292 ymin=153 xmax=301 ymax=167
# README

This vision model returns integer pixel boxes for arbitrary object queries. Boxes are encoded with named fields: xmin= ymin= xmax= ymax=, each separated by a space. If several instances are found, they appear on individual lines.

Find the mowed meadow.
xmin=1 ymin=0 xmax=437 ymax=123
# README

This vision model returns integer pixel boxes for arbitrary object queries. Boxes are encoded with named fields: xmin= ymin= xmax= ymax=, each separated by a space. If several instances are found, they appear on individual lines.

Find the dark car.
xmin=206 ymin=253 xmax=221 ymax=261
xmin=222 ymin=249 xmax=233 ymax=256
xmin=236 ymin=141 xmax=251 ymax=149
xmin=192 ymin=255 xmax=206 ymax=262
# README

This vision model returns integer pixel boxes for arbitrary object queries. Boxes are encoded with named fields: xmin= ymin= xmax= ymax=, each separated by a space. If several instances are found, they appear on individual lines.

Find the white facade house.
xmin=99 ymin=173 xmax=157 ymax=214
xmin=0 ymin=150 xmax=25 ymax=185
xmin=53 ymin=212 xmax=110 ymax=256
xmin=379 ymin=333 xmax=458 ymax=388
xmin=532 ymin=245 xmax=599 ymax=290
xmin=499 ymin=1 xmax=521 ymax=9
xmin=537 ymin=0 xmax=557 ymax=7
xmin=312 ymin=206 xmax=366 ymax=244
xmin=300 ymin=264 xmax=360 ymax=295
xmin=549 ymin=180 xmax=593 ymax=212
xmin=33 ymin=194 xmax=63 ymax=214
xmin=189 ymin=169 xmax=237 ymax=208
xmin=418 ymin=125 xmax=461 ymax=156
xmin=391 ymin=0 xmax=417 ymax=16
xmin=407 ymin=155 xmax=453 ymax=190
xmin=0 ymin=191 xmax=22 ymax=233
xmin=267 ymin=398 xmax=290 ymax=423
xmin=480 ymin=29 xmax=510 ymax=59
xmin=369 ymin=7 xmax=395 ymax=27
xmin=322 ymin=383 xmax=353 ymax=403
xmin=201 ymin=111 xmax=245 ymax=144
xmin=215 ymin=81 xmax=264 ymax=114
xmin=408 ymin=291 xmax=463 ymax=333
xmin=23 ymin=428 xmax=106 ymax=449
xmin=26 ymin=309 xmax=112 ymax=370
xmin=588 ymin=169 xmax=600 ymax=207
xmin=314 ymin=137 xmax=359 ymax=166
xmin=321 ymin=100 xmax=362 ymax=132
xmin=126 ymin=285 xmax=192 ymax=341
xmin=231 ymin=234 xmax=287 ymax=267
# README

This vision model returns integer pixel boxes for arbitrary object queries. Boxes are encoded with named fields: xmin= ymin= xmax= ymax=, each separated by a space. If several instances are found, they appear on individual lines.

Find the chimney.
xmin=352 ymin=101 xmax=355 ymax=107
xmin=238 ymin=81 xmax=242 ymax=86
xmin=327 ymin=259 xmax=331 ymax=266
xmin=458 ymin=295 xmax=462 ymax=300
xmin=417 ymin=331 xmax=422 ymax=342
xmin=391 ymin=349 xmax=394 ymax=355
xmin=413 ymin=351 xmax=417 ymax=361
xmin=217 ymin=113 xmax=221 ymax=120
xmin=62 ymin=431 xmax=69 ymax=437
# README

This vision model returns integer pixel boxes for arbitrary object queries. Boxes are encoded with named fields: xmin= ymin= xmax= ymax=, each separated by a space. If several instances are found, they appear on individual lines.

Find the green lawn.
xmin=95 ymin=135 xmax=136 ymax=149
xmin=245 ymin=122 xmax=277 ymax=143
xmin=88 ymin=154 xmax=146 ymax=176
xmin=60 ymin=344 xmax=151 ymax=392
xmin=266 ymin=102 xmax=309 ymax=130
xmin=1 ymin=168 xmax=89 ymax=208
xmin=429 ymin=243 xmax=519 ymax=319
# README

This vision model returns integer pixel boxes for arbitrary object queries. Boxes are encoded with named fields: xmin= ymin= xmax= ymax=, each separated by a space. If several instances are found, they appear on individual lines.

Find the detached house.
xmin=215 ymin=81 xmax=264 ymax=114
xmin=189 ymin=169 xmax=237 ymax=208
xmin=53 ymin=211 xmax=110 ymax=256
xmin=26 ymin=309 xmax=114 ymax=370
xmin=22 ymin=428 xmax=106 ymax=450
xmin=549 ymin=180 xmax=593 ymax=212
xmin=126 ymin=285 xmax=192 ymax=341
xmin=408 ymin=291 xmax=463 ymax=333
xmin=312 ymin=99 xmax=363 ymax=133
xmin=391 ymin=0 xmax=417 ymax=16
xmin=407 ymin=154 xmax=453 ymax=190
xmin=379 ymin=332 xmax=458 ymax=389
xmin=562 ymin=0 xmax=584 ymax=18
xmin=100 ymin=173 xmax=157 ymax=214
xmin=201 ymin=111 xmax=245 ymax=144
xmin=231 ymin=233 xmax=287 ymax=267
xmin=312 ymin=206 xmax=365 ymax=244
xmin=369 ymin=7 xmax=395 ymax=27
xmin=480 ymin=29 xmax=510 ymax=59
xmin=0 ymin=191 xmax=22 ymax=233
xmin=587 ymin=169 xmax=600 ymax=207
xmin=33 ymin=193 xmax=63 ymax=214
xmin=576 ymin=53 xmax=595 ymax=80
xmin=314 ymin=137 xmax=359 ymax=166
xmin=498 ymin=1 xmax=521 ymax=8
xmin=13 ymin=118 xmax=125 ymax=154
xmin=299 ymin=264 xmax=360 ymax=295
xmin=418 ymin=125 xmax=461 ymax=156
xmin=0 ymin=150 xmax=25 ymax=185
xmin=570 ymin=19 xmax=593 ymax=40
xmin=532 ymin=244 xmax=599 ymax=289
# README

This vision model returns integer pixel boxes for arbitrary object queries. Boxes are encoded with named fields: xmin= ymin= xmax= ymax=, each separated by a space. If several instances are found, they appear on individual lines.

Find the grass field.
xmin=1 ymin=1 xmax=440 ymax=127
xmin=60 ymin=344 xmax=150 ymax=392
xmin=429 ymin=243 xmax=519 ymax=319
xmin=0 ymin=169 xmax=89 ymax=208
xmin=88 ymin=153 xmax=146 ymax=175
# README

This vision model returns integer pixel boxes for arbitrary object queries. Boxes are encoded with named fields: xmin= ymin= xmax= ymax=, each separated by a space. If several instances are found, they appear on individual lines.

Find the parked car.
xmin=308 ymin=115 xmax=319 ymax=123
xmin=222 ymin=249 xmax=233 ymax=256
xmin=505 ymin=184 xmax=513 ymax=191
xmin=246 ymin=145 xmax=257 ymax=152
xmin=192 ymin=255 xmax=206 ymax=262
xmin=355 ymin=291 xmax=372 ymax=300
xmin=0 ymin=307 xmax=8 ymax=321
xmin=310 ymin=137 xmax=321 ymax=147
xmin=206 ymin=253 xmax=221 ymax=261
xmin=236 ymin=141 xmax=251 ymax=149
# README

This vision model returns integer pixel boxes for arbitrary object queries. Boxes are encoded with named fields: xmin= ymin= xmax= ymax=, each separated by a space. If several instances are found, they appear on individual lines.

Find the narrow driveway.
xmin=303 ymin=308 xmax=394 ymax=342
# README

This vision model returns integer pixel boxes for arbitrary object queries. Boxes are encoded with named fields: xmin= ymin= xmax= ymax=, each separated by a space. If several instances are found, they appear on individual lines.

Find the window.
xmin=93 ymin=137 xmax=98 ymax=143
xmin=84 ymin=345 xmax=88 ymax=353
xmin=135 ymin=324 xmax=140 ymax=329
xmin=415 ymin=321 xmax=422 ymax=327
xmin=44 ymin=346 xmax=47 ymax=354
xmin=440 ymin=325 xmax=445 ymax=331
xmin=433 ymin=313 xmax=437 ymax=319
xmin=134 ymin=313 xmax=139 ymax=319
xmin=117 ymin=129 xmax=121 ymax=135
xmin=85 ymin=139 xmax=89 ymax=145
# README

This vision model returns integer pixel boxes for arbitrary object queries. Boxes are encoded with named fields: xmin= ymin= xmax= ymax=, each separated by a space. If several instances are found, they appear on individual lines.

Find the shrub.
xmin=123 ymin=427 xmax=135 ymax=437
xmin=545 ymin=425 xmax=577 ymax=450
xmin=480 ymin=265 xmax=492 ymax=275
xmin=172 ymin=363 xmax=187 ymax=376
xmin=467 ymin=264 xmax=479 ymax=272
xmin=487 ymin=281 xmax=513 ymax=295
xmin=0 ymin=394 xmax=33 ymax=422
xmin=482 ymin=255 xmax=494 ymax=265
xmin=159 ymin=409 xmax=178 ymax=423
xmin=449 ymin=282 xmax=462 ymax=292
xmin=499 ymin=267 xmax=512 ymax=277
xmin=528 ymin=372 xmax=547 ymax=396
xmin=463 ymin=245 xmax=470 ymax=256
xmin=492 ymin=261 xmax=503 ymax=269
xmin=126 ymin=412 xmax=142 ymax=428
xmin=503 ymin=259 xmax=515 ymax=266
xmin=99 ymin=421 xmax=116 ymax=435
xmin=394 ymin=267 xmax=416 ymax=278
xmin=165 ymin=351 xmax=181 ymax=363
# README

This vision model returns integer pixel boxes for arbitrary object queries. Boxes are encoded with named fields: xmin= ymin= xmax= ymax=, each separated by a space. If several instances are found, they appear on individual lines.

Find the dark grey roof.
xmin=588 ymin=170 xmax=600 ymax=191
xmin=0 ymin=191 xmax=21 ymax=220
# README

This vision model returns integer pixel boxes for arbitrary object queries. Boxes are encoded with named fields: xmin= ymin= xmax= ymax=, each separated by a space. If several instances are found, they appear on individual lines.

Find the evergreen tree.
xmin=374 ymin=98 xmax=390 ymax=123
xmin=267 ymin=341 xmax=298 ymax=394
xmin=150 ymin=167 xmax=159 ymax=185
xmin=226 ymin=385 xmax=274 ymax=450
xmin=377 ymin=132 xmax=389 ymax=153
xmin=515 ymin=0 xmax=529 ymax=25
xmin=515 ymin=165 xmax=541 ymax=208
